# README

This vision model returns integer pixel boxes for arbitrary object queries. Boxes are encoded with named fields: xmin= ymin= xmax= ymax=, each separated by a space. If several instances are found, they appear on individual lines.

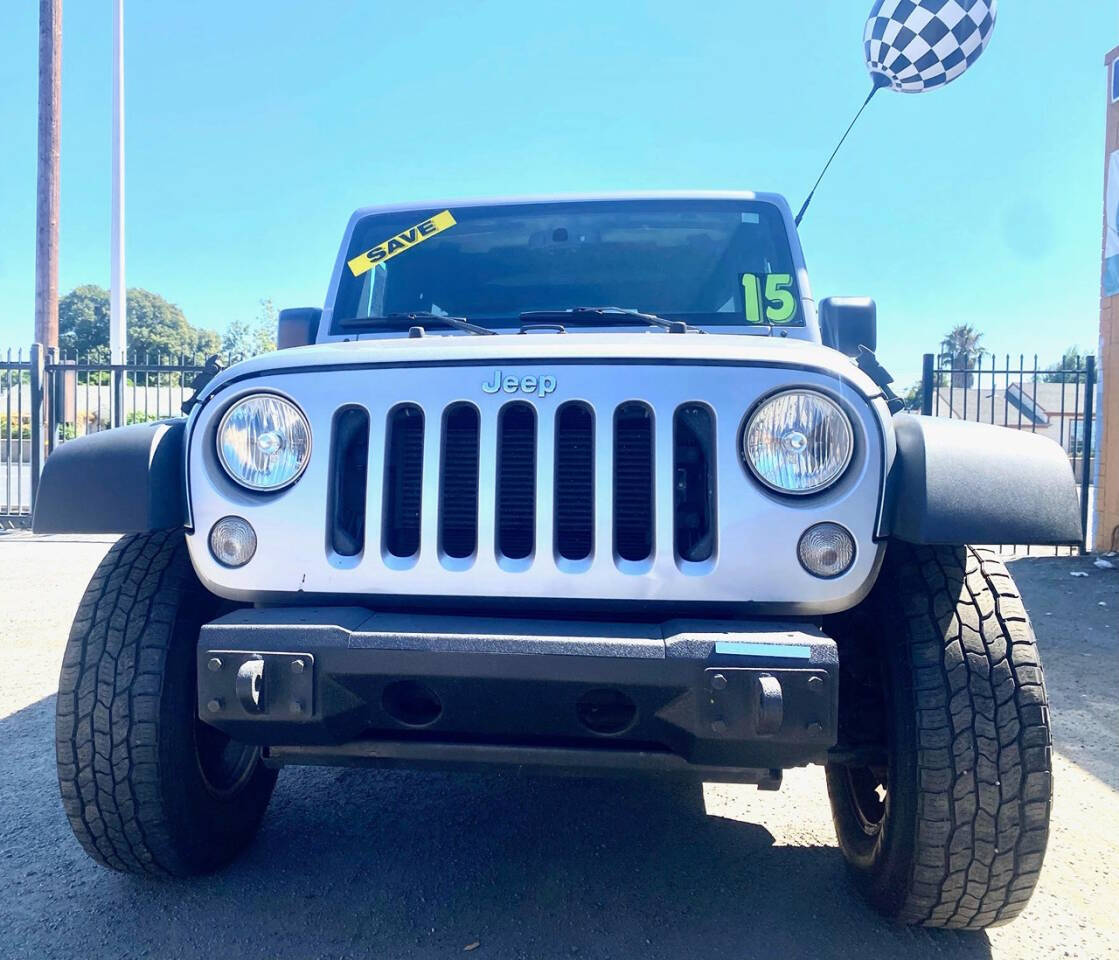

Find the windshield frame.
xmin=319 ymin=192 xmax=817 ymax=342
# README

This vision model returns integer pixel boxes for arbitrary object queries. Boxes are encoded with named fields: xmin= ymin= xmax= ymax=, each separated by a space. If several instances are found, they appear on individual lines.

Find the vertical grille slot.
xmin=673 ymin=405 xmax=716 ymax=563
xmin=328 ymin=406 xmax=370 ymax=557
xmin=382 ymin=403 xmax=424 ymax=558
xmin=554 ymin=402 xmax=594 ymax=561
xmin=439 ymin=403 xmax=480 ymax=559
xmin=613 ymin=402 xmax=654 ymax=562
xmin=496 ymin=402 xmax=536 ymax=560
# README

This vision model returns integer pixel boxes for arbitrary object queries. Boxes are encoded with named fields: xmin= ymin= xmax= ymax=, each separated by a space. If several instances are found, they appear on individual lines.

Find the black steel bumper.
xmin=197 ymin=609 xmax=839 ymax=785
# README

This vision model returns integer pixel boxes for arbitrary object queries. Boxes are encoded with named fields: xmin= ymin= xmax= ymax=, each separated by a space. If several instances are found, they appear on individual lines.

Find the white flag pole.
xmin=110 ymin=0 xmax=125 ymax=359
xmin=110 ymin=0 xmax=126 ymax=424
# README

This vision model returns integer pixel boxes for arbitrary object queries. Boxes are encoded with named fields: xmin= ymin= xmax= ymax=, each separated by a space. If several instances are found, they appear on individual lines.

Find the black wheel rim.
xmin=845 ymin=764 xmax=888 ymax=836
xmin=194 ymin=719 xmax=258 ymax=797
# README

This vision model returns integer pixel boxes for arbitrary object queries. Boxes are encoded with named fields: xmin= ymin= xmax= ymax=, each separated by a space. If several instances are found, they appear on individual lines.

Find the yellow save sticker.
xmin=347 ymin=209 xmax=457 ymax=276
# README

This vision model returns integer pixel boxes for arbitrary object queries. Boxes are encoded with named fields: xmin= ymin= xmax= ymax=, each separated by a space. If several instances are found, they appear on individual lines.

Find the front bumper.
xmin=197 ymin=610 xmax=839 ymax=785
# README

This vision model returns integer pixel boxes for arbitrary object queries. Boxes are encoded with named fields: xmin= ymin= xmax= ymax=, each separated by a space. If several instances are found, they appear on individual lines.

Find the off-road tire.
xmin=825 ymin=543 xmax=1052 ymax=929
xmin=55 ymin=530 xmax=278 ymax=876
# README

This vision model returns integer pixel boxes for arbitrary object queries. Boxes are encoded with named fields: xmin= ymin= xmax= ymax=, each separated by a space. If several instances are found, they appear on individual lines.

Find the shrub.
xmin=0 ymin=415 xmax=32 ymax=440
xmin=126 ymin=411 xmax=165 ymax=426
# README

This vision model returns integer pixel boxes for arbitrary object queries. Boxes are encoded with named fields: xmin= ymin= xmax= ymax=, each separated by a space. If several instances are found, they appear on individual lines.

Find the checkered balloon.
xmin=864 ymin=0 xmax=998 ymax=94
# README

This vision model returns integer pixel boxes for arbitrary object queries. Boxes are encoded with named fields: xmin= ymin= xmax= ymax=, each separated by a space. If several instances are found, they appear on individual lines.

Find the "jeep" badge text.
xmin=482 ymin=370 xmax=557 ymax=398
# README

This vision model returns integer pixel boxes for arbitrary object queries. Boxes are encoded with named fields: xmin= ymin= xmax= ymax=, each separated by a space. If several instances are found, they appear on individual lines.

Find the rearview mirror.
xmin=277 ymin=307 xmax=322 ymax=349
xmin=819 ymin=297 xmax=876 ymax=357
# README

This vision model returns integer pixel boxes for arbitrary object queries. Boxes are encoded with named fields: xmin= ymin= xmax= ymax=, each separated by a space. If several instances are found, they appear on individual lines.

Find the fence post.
xmin=1079 ymin=356 xmax=1096 ymax=554
xmin=920 ymin=353 xmax=934 ymax=415
xmin=29 ymin=343 xmax=44 ymax=508
xmin=112 ymin=361 xmax=125 ymax=428
xmin=46 ymin=347 xmax=57 ymax=453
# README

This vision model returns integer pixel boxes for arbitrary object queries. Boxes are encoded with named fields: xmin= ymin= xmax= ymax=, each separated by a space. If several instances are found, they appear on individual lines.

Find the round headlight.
xmin=217 ymin=394 xmax=311 ymax=491
xmin=743 ymin=390 xmax=853 ymax=494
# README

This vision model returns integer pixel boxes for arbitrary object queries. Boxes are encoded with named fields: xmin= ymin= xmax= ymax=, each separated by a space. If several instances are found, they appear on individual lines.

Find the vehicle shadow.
xmin=0 ymin=695 xmax=993 ymax=960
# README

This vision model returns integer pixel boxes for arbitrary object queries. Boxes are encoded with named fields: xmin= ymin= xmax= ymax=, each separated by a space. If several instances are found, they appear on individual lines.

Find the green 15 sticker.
xmin=740 ymin=272 xmax=798 ymax=324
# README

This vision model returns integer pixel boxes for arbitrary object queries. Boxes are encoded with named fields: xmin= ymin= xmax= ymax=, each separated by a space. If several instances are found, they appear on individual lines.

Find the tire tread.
xmin=56 ymin=530 xmax=275 ymax=877
xmin=895 ymin=544 xmax=1052 ymax=928
xmin=57 ymin=531 xmax=185 ymax=875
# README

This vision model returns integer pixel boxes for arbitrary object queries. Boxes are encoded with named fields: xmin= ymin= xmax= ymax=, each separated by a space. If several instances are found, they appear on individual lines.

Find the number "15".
xmin=742 ymin=273 xmax=797 ymax=324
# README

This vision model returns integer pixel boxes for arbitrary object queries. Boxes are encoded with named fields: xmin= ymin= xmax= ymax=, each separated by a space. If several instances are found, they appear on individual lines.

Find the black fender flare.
xmin=32 ymin=420 xmax=187 ymax=535
xmin=885 ymin=413 xmax=1082 ymax=546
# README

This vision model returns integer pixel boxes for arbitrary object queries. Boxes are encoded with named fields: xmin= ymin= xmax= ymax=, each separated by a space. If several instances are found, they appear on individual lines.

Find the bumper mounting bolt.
xmin=290 ymin=700 xmax=304 ymax=715
xmin=807 ymin=721 xmax=824 ymax=735
xmin=207 ymin=657 xmax=223 ymax=672
xmin=291 ymin=659 xmax=305 ymax=675
xmin=711 ymin=718 xmax=728 ymax=734
xmin=807 ymin=675 xmax=824 ymax=690
xmin=206 ymin=698 xmax=223 ymax=714
xmin=710 ymin=673 xmax=728 ymax=691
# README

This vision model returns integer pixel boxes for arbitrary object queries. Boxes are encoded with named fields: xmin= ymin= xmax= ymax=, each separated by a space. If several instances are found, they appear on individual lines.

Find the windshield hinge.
xmin=182 ymin=354 xmax=226 ymax=414
xmin=855 ymin=346 xmax=905 ymax=414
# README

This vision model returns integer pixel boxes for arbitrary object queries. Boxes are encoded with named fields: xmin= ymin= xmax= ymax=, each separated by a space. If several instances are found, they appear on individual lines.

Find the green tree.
xmin=58 ymin=285 xmax=221 ymax=361
xmin=939 ymin=324 xmax=986 ymax=388
xmin=899 ymin=380 xmax=924 ymax=411
xmin=1042 ymin=346 xmax=1085 ymax=383
xmin=57 ymin=285 xmax=109 ymax=360
xmin=222 ymin=298 xmax=277 ymax=360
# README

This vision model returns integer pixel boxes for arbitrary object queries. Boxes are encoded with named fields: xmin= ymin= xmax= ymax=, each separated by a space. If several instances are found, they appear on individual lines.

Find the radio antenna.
xmin=795 ymin=82 xmax=884 ymax=228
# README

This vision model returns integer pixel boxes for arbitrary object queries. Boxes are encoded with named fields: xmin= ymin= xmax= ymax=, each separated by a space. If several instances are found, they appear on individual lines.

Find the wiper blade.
xmin=380 ymin=312 xmax=498 ymax=336
xmin=519 ymin=307 xmax=700 ymax=333
xmin=341 ymin=312 xmax=497 ymax=336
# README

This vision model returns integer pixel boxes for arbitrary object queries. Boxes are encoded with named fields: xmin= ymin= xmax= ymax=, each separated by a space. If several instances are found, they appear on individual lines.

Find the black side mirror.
xmin=276 ymin=308 xmax=322 ymax=349
xmin=819 ymin=297 xmax=876 ymax=356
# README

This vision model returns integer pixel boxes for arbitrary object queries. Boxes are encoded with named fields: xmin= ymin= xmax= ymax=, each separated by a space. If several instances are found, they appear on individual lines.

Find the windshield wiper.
xmin=519 ymin=307 xmax=699 ymax=333
xmin=340 ymin=312 xmax=497 ymax=336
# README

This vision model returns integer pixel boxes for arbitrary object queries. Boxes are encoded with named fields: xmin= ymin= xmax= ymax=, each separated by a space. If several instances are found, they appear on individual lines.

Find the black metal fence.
xmin=44 ymin=350 xmax=215 ymax=449
xmin=1 ymin=348 xmax=35 ymax=527
xmin=920 ymin=352 xmax=1097 ymax=553
xmin=0 ymin=346 xmax=218 ymax=527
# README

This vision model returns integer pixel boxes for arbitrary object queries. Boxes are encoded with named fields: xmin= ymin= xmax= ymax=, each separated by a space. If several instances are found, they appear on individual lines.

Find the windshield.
xmin=331 ymin=198 xmax=804 ymax=332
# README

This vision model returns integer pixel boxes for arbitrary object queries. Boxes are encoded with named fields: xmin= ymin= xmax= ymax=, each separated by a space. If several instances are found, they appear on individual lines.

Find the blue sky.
xmin=0 ymin=0 xmax=1115 ymax=387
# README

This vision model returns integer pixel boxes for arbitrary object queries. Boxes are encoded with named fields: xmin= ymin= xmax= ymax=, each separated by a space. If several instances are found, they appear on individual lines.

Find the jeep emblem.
xmin=481 ymin=370 xmax=557 ymax=398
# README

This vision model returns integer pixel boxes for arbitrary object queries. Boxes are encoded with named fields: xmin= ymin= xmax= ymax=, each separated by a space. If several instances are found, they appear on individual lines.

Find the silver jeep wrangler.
xmin=35 ymin=193 xmax=1081 ymax=928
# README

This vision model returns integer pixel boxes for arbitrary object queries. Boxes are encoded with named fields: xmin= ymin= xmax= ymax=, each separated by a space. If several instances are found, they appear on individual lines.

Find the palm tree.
xmin=939 ymin=325 xmax=986 ymax=388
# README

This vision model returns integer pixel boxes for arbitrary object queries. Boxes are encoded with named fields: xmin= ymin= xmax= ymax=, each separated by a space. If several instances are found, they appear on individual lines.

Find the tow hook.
xmin=199 ymin=651 xmax=314 ymax=720
xmin=235 ymin=656 xmax=265 ymax=713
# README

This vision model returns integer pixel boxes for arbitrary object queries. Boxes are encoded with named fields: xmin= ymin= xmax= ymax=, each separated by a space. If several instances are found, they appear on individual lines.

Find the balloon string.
xmin=794 ymin=85 xmax=880 ymax=227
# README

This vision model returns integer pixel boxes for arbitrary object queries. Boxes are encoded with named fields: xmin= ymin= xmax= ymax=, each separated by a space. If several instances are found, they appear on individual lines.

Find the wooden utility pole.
xmin=35 ymin=0 xmax=62 ymax=352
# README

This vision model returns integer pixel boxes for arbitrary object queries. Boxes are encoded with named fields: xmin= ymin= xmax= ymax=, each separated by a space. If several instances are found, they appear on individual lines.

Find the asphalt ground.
xmin=0 ymin=535 xmax=1116 ymax=960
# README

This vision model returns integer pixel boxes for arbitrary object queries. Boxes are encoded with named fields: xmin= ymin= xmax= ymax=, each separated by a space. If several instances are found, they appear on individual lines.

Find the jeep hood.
xmin=197 ymin=334 xmax=882 ymax=403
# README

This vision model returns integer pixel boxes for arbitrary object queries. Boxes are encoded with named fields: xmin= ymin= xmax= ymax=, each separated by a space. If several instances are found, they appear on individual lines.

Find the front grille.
xmin=674 ymin=404 xmax=716 ymax=563
xmin=334 ymin=397 xmax=717 ymax=570
xmin=554 ymin=402 xmax=594 ymax=561
xmin=496 ymin=402 xmax=536 ymax=560
xmin=328 ymin=406 xmax=370 ymax=557
xmin=613 ymin=403 xmax=655 ymax=562
xmin=382 ymin=404 xmax=424 ymax=558
xmin=439 ymin=403 xmax=480 ymax=559
xmin=194 ymin=357 xmax=888 ymax=607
